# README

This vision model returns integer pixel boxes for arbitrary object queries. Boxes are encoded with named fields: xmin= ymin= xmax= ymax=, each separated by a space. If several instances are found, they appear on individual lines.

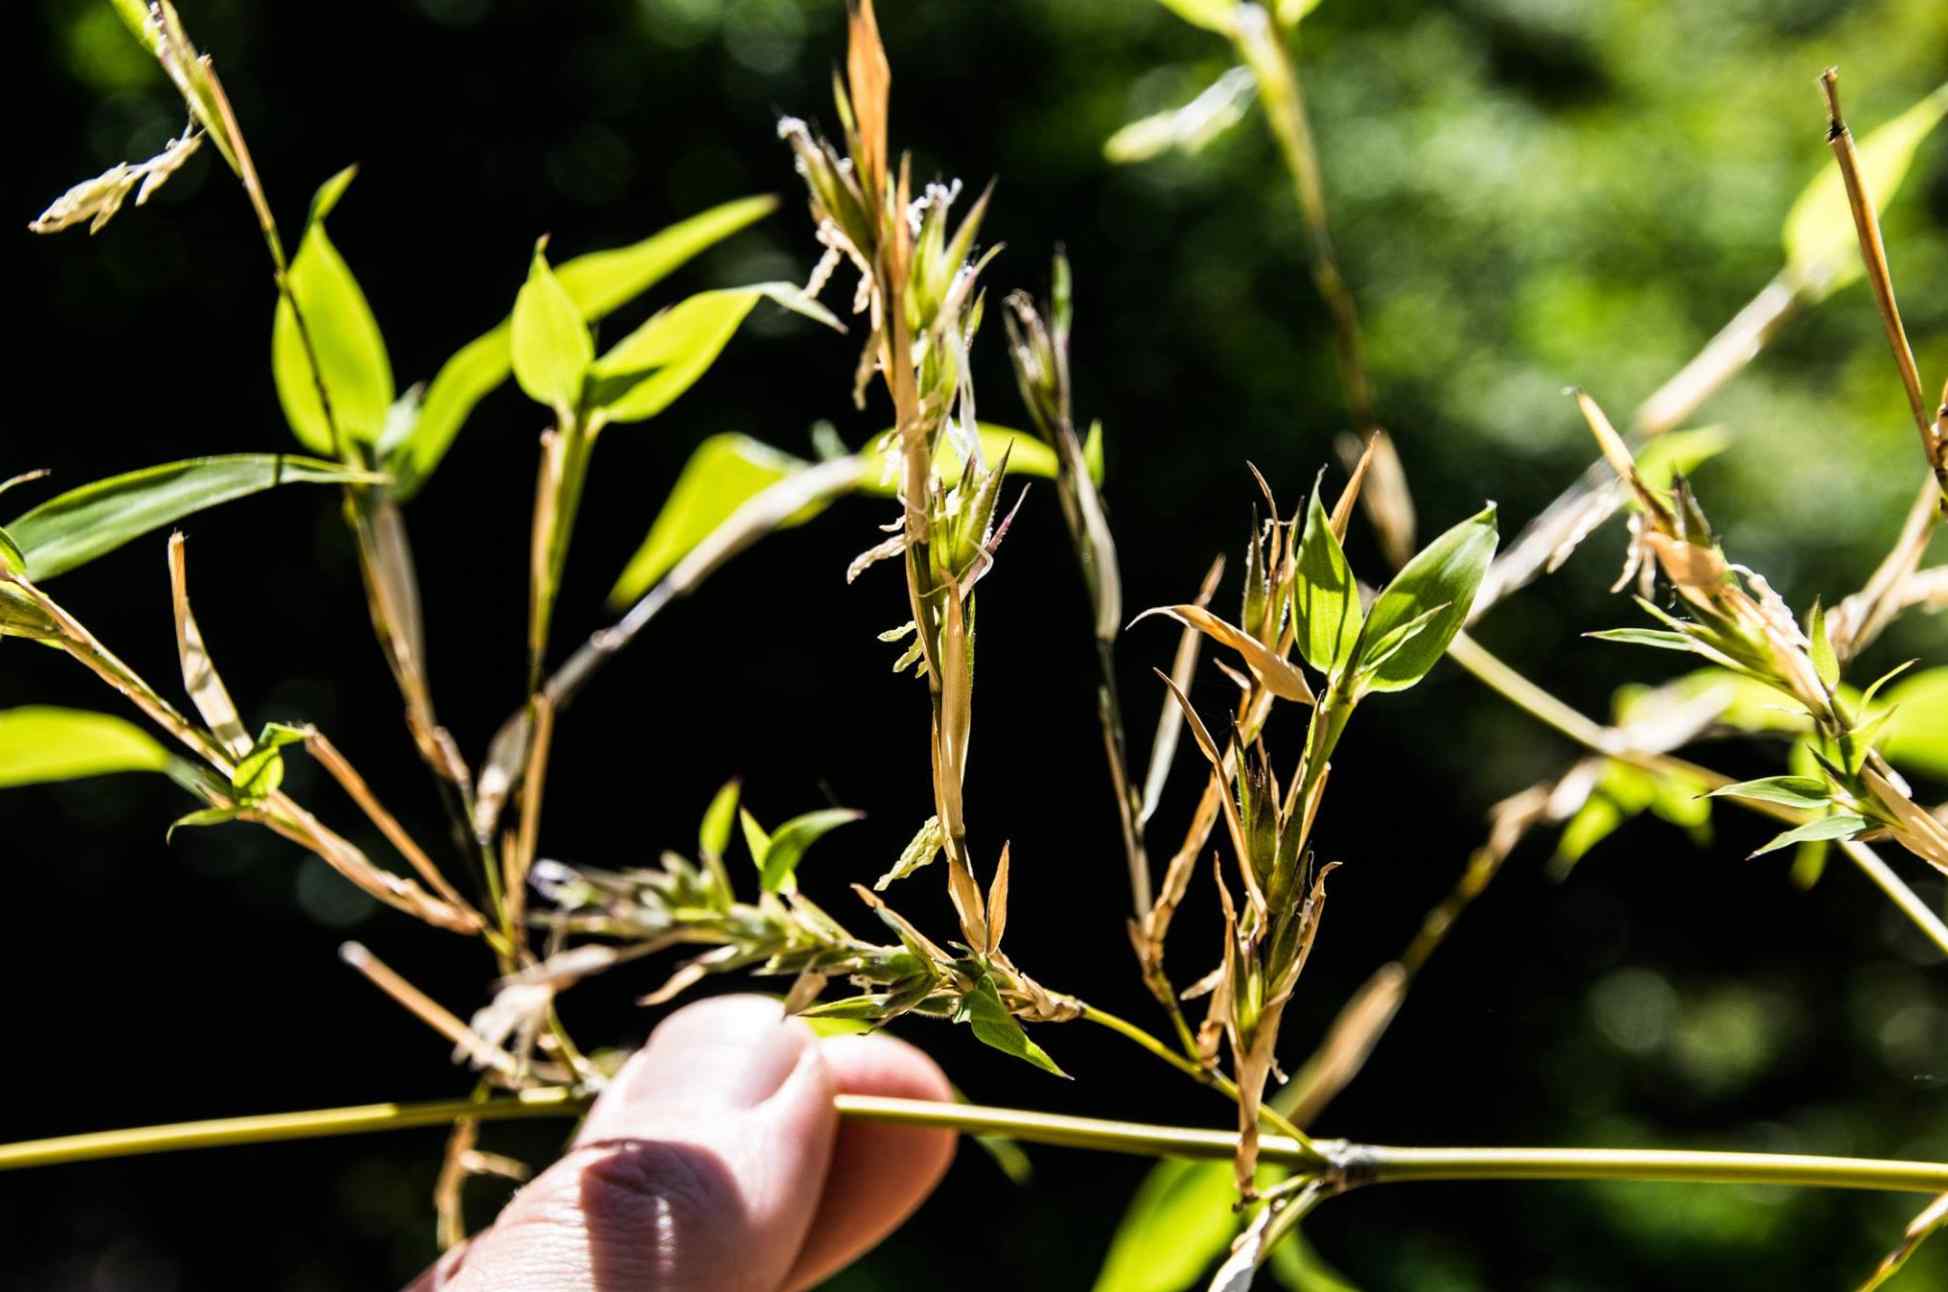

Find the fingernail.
xmin=619 ymin=995 xmax=813 ymax=1113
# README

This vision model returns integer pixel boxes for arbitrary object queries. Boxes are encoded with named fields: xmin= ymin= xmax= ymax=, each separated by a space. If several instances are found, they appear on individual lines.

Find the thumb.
xmin=426 ymin=995 xmax=838 ymax=1292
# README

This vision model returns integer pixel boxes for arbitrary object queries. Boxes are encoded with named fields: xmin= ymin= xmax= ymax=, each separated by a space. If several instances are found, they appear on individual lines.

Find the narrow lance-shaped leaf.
xmin=608 ymin=435 xmax=829 ymax=607
xmin=510 ymin=240 xmax=592 ymax=416
xmin=1293 ymin=484 xmax=1362 ymax=676
xmin=1880 ymin=667 xmax=1948 ymax=779
xmin=1750 ymin=813 xmax=1867 ymax=858
xmin=1104 ymin=67 xmax=1256 ymax=165
xmin=392 ymin=195 xmax=778 ymax=494
xmin=5 ymin=455 xmax=382 ymax=582
xmin=758 ymin=807 xmax=864 ymax=894
xmin=590 ymin=285 xmax=839 ymax=425
xmin=272 ymin=167 xmax=394 ymax=456
xmin=1352 ymin=503 xmax=1497 ymax=693
xmin=1091 ymin=1157 xmax=1241 ymax=1292
xmin=1784 ymin=81 xmax=1948 ymax=297
xmin=1708 ymin=776 xmax=1833 ymax=812
xmin=699 ymin=779 xmax=741 ymax=861
xmin=0 ymin=707 xmax=173 ymax=787
xmin=1152 ymin=0 xmax=1240 ymax=33
xmin=959 ymin=971 xmax=1067 ymax=1078
xmin=858 ymin=423 xmax=1087 ymax=493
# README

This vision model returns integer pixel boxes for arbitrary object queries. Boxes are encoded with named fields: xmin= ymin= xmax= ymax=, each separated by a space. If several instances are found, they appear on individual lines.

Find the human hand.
xmin=406 ymin=994 xmax=956 ymax=1291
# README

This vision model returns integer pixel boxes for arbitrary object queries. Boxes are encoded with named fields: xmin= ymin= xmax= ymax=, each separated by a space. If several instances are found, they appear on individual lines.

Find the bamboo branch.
xmin=12 ymin=1092 xmax=1948 ymax=1197
xmin=1819 ymin=68 xmax=1944 ymax=499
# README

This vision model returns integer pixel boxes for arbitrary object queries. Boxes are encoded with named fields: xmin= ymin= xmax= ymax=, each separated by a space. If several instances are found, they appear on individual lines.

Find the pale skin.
xmin=407 ymin=995 xmax=956 ymax=1292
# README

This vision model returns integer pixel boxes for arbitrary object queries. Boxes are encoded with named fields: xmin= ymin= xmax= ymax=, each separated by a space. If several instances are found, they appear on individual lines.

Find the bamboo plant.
xmin=9 ymin=3 xmax=1948 ymax=1290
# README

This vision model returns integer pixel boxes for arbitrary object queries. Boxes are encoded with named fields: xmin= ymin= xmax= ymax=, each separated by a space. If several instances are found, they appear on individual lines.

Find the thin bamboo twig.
xmin=304 ymin=728 xmax=482 ymax=924
xmin=1233 ymin=6 xmax=1372 ymax=429
xmin=12 ymin=1092 xmax=1948 ymax=1196
xmin=1079 ymin=1003 xmax=1311 ymax=1147
xmin=1819 ymin=68 xmax=1944 ymax=497
xmin=339 ymin=942 xmax=516 ymax=1078
xmin=1446 ymin=631 xmax=1948 ymax=958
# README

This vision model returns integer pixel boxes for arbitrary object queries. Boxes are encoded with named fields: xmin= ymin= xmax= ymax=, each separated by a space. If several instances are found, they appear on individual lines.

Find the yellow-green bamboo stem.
xmin=10 ymin=1092 xmax=1948 ymax=1197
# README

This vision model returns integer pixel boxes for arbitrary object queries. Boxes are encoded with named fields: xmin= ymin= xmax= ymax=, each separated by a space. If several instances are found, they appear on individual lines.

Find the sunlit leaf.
xmin=607 ymin=435 xmax=830 ymax=607
xmin=699 ymin=778 xmax=741 ymax=861
xmin=167 ymin=805 xmax=240 ymax=841
xmin=1749 ymin=813 xmax=1866 ymax=858
xmin=230 ymin=722 xmax=309 ymax=801
xmin=5 ymin=455 xmax=380 ymax=581
xmin=1708 ymin=775 xmax=1832 ymax=813
xmin=1105 ymin=67 xmax=1255 ymax=164
xmin=1784 ymin=82 xmax=1948 ymax=296
xmin=1881 ymin=667 xmax=1948 ymax=779
xmin=1353 ymin=504 xmax=1496 ymax=693
xmin=1152 ymin=0 xmax=1239 ymax=33
xmin=0 ymin=707 xmax=172 ymax=787
xmin=758 ymin=807 xmax=863 ymax=894
xmin=1292 ymin=486 xmax=1361 ymax=675
xmin=394 ymin=195 xmax=776 ymax=495
xmin=1093 ymin=1158 xmax=1239 ymax=1292
xmin=591 ymin=284 xmax=838 ymax=425
xmin=271 ymin=166 xmax=395 ymax=455
xmin=959 ymin=970 xmax=1067 ymax=1077
xmin=0 ymin=526 xmax=23 ymax=576
xmin=858 ymin=423 xmax=1083 ymax=492
xmin=510 ymin=240 xmax=591 ymax=415
xmin=1275 ymin=0 xmax=1325 ymax=25
xmin=1634 ymin=426 xmax=1733 ymax=491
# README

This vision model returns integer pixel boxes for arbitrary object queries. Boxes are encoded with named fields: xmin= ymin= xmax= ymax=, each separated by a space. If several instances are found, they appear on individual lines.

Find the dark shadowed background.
xmin=8 ymin=0 xmax=1948 ymax=1287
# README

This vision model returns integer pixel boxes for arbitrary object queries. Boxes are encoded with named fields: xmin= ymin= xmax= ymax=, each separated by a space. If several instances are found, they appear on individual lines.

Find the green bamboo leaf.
xmin=167 ymin=805 xmax=241 ymax=841
xmin=1352 ymin=504 xmax=1496 ymax=693
xmin=591 ymin=285 xmax=838 ymax=425
xmin=1292 ymin=485 xmax=1361 ymax=675
xmin=959 ymin=971 xmax=1067 ymax=1078
xmin=1749 ymin=813 xmax=1867 ymax=858
xmin=1707 ymin=775 xmax=1833 ymax=812
xmin=1152 ymin=0 xmax=1239 ymax=33
xmin=5 ymin=455 xmax=381 ymax=581
xmin=391 ymin=196 xmax=776 ymax=496
xmin=0 ymin=526 xmax=22 ymax=576
xmin=1104 ymin=67 xmax=1255 ymax=165
xmin=607 ymin=435 xmax=830 ymax=607
xmin=699 ymin=778 xmax=742 ymax=861
xmin=738 ymin=806 xmax=772 ymax=870
xmin=1093 ymin=1158 xmax=1239 ymax=1292
xmin=1847 ymin=706 xmax=1899 ymax=776
xmin=759 ymin=807 xmax=864 ymax=894
xmin=1634 ymin=426 xmax=1733 ymax=491
xmin=1880 ymin=667 xmax=1948 ymax=779
xmin=858 ymin=423 xmax=1074 ymax=491
xmin=510 ymin=240 xmax=592 ymax=415
xmin=0 ymin=707 xmax=172 ymax=787
xmin=1275 ymin=0 xmax=1325 ymax=25
xmin=1808 ymin=599 xmax=1839 ymax=691
xmin=230 ymin=722 xmax=310 ymax=801
xmin=1587 ymin=627 xmax=1710 ymax=653
xmin=271 ymin=167 xmax=394 ymax=455
xmin=1784 ymin=82 xmax=1948 ymax=296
